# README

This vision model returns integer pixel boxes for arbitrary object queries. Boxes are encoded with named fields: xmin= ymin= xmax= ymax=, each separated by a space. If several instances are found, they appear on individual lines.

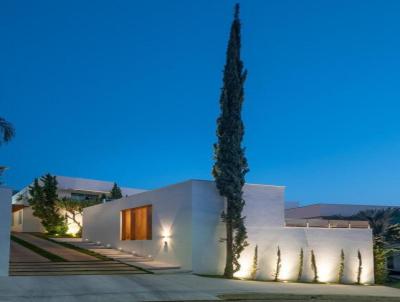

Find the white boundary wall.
xmin=83 ymin=180 xmax=374 ymax=283
xmin=0 ymin=187 xmax=11 ymax=276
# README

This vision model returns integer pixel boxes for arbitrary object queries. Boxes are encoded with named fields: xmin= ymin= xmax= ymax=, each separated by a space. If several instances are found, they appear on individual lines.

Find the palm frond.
xmin=0 ymin=117 xmax=15 ymax=144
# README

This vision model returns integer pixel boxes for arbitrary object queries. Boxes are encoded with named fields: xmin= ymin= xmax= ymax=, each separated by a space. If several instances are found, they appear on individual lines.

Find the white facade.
xmin=11 ymin=206 xmax=45 ymax=233
xmin=83 ymin=180 xmax=374 ymax=284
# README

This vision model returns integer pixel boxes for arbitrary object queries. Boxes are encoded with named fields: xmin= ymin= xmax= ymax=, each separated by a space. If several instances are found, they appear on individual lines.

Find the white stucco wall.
xmin=191 ymin=181 xmax=285 ymax=275
xmin=11 ymin=209 xmax=23 ymax=232
xmin=83 ymin=181 xmax=194 ymax=270
xmin=236 ymin=227 xmax=374 ymax=284
xmin=0 ymin=187 xmax=12 ymax=276
xmin=20 ymin=207 xmax=45 ymax=233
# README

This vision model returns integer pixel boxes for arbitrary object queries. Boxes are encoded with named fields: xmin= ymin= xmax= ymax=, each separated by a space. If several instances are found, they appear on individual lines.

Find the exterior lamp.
xmin=162 ymin=229 xmax=171 ymax=246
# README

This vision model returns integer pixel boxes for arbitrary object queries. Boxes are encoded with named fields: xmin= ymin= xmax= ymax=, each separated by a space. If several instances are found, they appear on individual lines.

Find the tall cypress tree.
xmin=212 ymin=4 xmax=249 ymax=278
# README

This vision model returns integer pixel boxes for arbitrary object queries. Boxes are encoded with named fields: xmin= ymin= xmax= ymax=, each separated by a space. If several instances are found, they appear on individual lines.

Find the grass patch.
xmin=196 ymin=274 xmax=243 ymax=280
xmin=11 ymin=235 xmax=67 ymax=262
xmin=218 ymin=293 xmax=400 ymax=301
xmin=49 ymin=233 xmax=79 ymax=238
xmin=386 ymin=278 xmax=400 ymax=289
xmin=31 ymin=233 xmax=110 ymax=261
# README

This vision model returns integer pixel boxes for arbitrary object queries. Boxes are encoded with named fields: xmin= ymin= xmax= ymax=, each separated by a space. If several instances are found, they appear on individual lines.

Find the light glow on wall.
xmin=278 ymin=261 xmax=293 ymax=281
xmin=161 ymin=227 xmax=172 ymax=246
xmin=234 ymin=244 xmax=372 ymax=284
xmin=234 ymin=256 xmax=252 ymax=279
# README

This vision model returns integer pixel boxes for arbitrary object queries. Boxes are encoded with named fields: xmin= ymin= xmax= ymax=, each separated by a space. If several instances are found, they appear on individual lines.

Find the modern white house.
xmin=12 ymin=175 xmax=145 ymax=234
xmin=83 ymin=179 xmax=375 ymax=283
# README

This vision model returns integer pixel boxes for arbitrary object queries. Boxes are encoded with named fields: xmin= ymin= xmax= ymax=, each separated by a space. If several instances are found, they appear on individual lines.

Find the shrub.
xmin=297 ymin=248 xmax=304 ymax=282
xmin=250 ymin=245 xmax=258 ymax=280
xmin=357 ymin=250 xmax=362 ymax=284
xmin=274 ymin=246 xmax=281 ymax=281
xmin=338 ymin=249 xmax=345 ymax=284
xmin=311 ymin=250 xmax=319 ymax=283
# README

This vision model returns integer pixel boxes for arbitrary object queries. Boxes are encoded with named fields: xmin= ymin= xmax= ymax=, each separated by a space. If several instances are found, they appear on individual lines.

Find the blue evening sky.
xmin=1 ymin=0 xmax=400 ymax=205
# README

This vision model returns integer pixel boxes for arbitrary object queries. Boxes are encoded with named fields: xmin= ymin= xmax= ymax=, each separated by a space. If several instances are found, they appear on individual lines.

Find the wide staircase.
xmin=53 ymin=238 xmax=182 ymax=273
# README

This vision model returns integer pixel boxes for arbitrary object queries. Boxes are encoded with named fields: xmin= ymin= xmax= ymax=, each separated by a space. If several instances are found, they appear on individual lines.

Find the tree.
xmin=357 ymin=250 xmax=362 ymax=284
xmin=352 ymin=209 xmax=400 ymax=283
xmin=274 ymin=246 xmax=282 ymax=281
xmin=28 ymin=174 xmax=67 ymax=235
xmin=297 ymin=248 xmax=304 ymax=282
xmin=110 ymin=182 xmax=123 ymax=200
xmin=250 ymin=245 xmax=258 ymax=280
xmin=0 ymin=117 xmax=15 ymax=184
xmin=0 ymin=117 xmax=15 ymax=145
xmin=311 ymin=250 xmax=319 ymax=283
xmin=212 ymin=3 xmax=249 ymax=279
xmin=338 ymin=249 xmax=345 ymax=284
xmin=57 ymin=198 xmax=101 ymax=236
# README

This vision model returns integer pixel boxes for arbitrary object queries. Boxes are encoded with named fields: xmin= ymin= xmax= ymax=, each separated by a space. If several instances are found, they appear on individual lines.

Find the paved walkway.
xmin=10 ymin=241 xmax=49 ymax=263
xmin=12 ymin=233 xmax=98 ymax=261
xmin=0 ymin=274 xmax=399 ymax=302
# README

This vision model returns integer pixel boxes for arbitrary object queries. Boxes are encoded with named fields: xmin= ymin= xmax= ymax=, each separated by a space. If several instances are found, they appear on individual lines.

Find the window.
xmin=71 ymin=192 xmax=99 ymax=201
xmin=121 ymin=205 xmax=152 ymax=240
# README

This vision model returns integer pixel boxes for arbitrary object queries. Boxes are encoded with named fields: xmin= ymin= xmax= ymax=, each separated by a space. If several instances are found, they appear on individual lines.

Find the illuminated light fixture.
xmin=118 ymin=247 xmax=123 ymax=251
xmin=96 ymin=241 xmax=101 ymax=245
xmin=84 ymin=238 xmax=89 ymax=241
xmin=106 ymin=244 xmax=111 ymax=248
xmin=161 ymin=229 xmax=172 ymax=246
xmin=148 ymin=254 xmax=152 ymax=258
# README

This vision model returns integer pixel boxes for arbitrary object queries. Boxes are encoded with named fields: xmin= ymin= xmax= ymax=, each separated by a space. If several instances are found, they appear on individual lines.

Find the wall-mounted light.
xmin=162 ymin=229 xmax=172 ymax=246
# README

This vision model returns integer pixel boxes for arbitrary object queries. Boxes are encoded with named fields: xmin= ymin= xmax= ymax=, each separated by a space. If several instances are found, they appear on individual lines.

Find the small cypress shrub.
xmin=338 ymin=249 xmax=345 ymax=284
xmin=250 ymin=245 xmax=258 ymax=280
xmin=297 ymin=248 xmax=304 ymax=282
xmin=311 ymin=250 xmax=319 ymax=283
xmin=373 ymin=241 xmax=388 ymax=284
xmin=274 ymin=246 xmax=281 ymax=281
xmin=357 ymin=250 xmax=362 ymax=284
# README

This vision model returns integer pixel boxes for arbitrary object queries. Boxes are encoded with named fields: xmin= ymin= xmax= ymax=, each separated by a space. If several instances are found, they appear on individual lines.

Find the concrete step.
xmin=11 ymin=266 xmax=140 ymax=272
xmin=10 ymin=270 xmax=147 ymax=276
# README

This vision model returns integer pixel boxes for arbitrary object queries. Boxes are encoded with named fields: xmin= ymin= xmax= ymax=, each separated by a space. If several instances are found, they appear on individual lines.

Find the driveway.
xmin=0 ymin=274 xmax=399 ymax=302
